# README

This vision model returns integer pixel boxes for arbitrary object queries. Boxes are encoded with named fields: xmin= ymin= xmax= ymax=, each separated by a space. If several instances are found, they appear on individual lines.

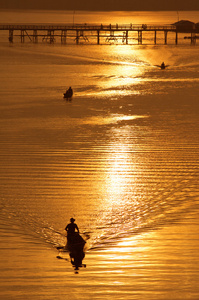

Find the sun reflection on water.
xmin=83 ymin=113 xmax=150 ymax=248
xmin=99 ymin=66 xmax=144 ymax=97
xmin=83 ymin=114 xmax=147 ymax=125
xmin=93 ymin=45 xmax=147 ymax=98
xmin=103 ymin=125 xmax=139 ymax=211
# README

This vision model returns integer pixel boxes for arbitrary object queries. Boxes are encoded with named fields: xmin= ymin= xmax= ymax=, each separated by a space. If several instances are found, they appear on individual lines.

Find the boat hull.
xmin=67 ymin=233 xmax=86 ymax=270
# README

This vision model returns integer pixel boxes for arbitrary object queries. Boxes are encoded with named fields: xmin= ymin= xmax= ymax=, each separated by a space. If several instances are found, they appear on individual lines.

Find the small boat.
xmin=64 ymin=87 xmax=73 ymax=100
xmin=155 ymin=62 xmax=169 ymax=70
xmin=57 ymin=232 xmax=86 ymax=272
xmin=67 ymin=233 xmax=86 ymax=271
xmin=67 ymin=232 xmax=86 ymax=251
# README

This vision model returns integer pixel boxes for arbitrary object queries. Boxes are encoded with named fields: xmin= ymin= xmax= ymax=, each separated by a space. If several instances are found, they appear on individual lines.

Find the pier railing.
xmin=0 ymin=23 xmax=177 ymax=31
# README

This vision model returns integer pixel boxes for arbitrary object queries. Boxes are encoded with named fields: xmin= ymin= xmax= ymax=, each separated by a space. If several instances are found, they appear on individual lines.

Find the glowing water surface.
xmin=0 ymin=9 xmax=199 ymax=300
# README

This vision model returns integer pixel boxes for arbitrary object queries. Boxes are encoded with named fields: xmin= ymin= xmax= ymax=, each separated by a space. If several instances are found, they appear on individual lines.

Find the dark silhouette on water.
xmin=155 ymin=62 xmax=169 ymax=69
xmin=67 ymin=231 xmax=86 ymax=272
xmin=63 ymin=86 xmax=73 ymax=100
xmin=57 ymin=218 xmax=86 ymax=273
xmin=160 ymin=62 xmax=166 ymax=69
xmin=65 ymin=217 xmax=79 ymax=242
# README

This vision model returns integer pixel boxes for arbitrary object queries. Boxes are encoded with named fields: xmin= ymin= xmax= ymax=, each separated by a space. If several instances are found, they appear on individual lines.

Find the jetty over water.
xmin=0 ymin=23 xmax=198 ymax=45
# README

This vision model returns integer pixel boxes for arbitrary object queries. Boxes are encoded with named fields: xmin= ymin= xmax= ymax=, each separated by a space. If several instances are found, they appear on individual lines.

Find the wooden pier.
xmin=0 ymin=23 xmax=198 ymax=45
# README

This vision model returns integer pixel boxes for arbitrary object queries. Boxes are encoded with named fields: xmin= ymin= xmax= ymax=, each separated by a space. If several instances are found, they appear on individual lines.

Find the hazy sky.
xmin=0 ymin=0 xmax=199 ymax=11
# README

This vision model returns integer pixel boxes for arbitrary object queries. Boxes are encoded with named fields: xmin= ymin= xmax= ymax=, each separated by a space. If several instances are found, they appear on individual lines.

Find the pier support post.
xmin=61 ymin=30 xmax=67 ymax=44
xmin=164 ymin=31 xmax=168 ymax=45
xmin=154 ymin=31 xmax=157 ymax=44
xmin=97 ymin=30 xmax=100 ymax=45
xmin=175 ymin=31 xmax=178 ymax=45
xmin=138 ymin=30 xmax=142 ymax=45
xmin=191 ymin=32 xmax=196 ymax=45
xmin=9 ymin=29 xmax=13 ymax=43
xmin=33 ymin=30 xmax=38 ymax=43
xmin=122 ymin=31 xmax=128 ymax=44
xmin=21 ymin=30 xmax=25 ymax=43
xmin=51 ymin=30 xmax=55 ymax=44
xmin=126 ymin=31 xmax=128 ymax=44
xmin=76 ymin=30 xmax=79 ymax=44
xmin=47 ymin=30 xmax=55 ymax=44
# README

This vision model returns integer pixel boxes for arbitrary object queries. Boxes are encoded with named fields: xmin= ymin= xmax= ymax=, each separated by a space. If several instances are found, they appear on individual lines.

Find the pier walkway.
xmin=0 ymin=23 xmax=198 ymax=45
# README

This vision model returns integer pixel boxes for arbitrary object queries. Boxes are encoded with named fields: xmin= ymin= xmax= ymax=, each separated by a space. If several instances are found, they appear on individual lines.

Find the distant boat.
xmin=184 ymin=35 xmax=199 ymax=39
xmin=155 ymin=62 xmax=169 ymax=70
xmin=64 ymin=87 xmax=73 ymax=100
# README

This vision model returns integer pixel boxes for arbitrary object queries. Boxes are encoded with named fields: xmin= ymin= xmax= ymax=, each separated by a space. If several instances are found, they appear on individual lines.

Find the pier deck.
xmin=0 ymin=23 xmax=198 ymax=45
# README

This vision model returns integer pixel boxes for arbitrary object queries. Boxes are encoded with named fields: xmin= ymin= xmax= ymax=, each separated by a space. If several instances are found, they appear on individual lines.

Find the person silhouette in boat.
xmin=161 ymin=62 xmax=166 ymax=69
xmin=65 ymin=218 xmax=79 ymax=242
xmin=64 ymin=218 xmax=86 ymax=272
xmin=64 ymin=86 xmax=73 ymax=100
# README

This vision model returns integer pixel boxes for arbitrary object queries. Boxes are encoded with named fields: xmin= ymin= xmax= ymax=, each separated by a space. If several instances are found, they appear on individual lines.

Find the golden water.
xmin=0 ymin=10 xmax=199 ymax=300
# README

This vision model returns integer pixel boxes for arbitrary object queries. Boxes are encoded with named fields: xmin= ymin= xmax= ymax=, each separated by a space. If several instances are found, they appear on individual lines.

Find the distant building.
xmin=172 ymin=20 xmax=196 ymax=32
xmin=195 ymin=23 xmax=199 ymax=32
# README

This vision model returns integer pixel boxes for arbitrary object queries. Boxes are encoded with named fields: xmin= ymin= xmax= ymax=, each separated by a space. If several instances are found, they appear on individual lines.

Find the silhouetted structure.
xmin=64 ymin=87 xmax=73 ymax=100
xmin=172 ymin=20 xmax=196 ymax=32
xmin=1 ymin=21 xmax=198 ymax=45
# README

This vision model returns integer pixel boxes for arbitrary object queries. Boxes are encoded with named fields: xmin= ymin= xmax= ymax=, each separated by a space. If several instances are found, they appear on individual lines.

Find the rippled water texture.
xmin=0 ymin=10 xmax=199 ymax=300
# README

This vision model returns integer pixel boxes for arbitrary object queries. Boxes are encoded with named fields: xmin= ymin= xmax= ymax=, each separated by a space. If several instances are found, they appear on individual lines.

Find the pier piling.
xmin=21 ymin=30 xmax=25 ymax=43
xmin=138 ymin=30 xmax=142 ymax=45
xmin=175 ymin=31 xmax=178 ymax=45
xmin=154 ymin=31 xmax=157 ymax=44
xmin=61 ymin=30 xmax=67 ymax=44
xmin=9 ymin=29 xmax=13 ymax=43
xmin=97 ymin=30 xmax=100 ymax=45
xmin=33 ymin=30 xmax=38 ymax=43
xmin=164 ymin=31 xmax=168 ymax=44
xmin=125 ymin=31 xmax=128 ymax=44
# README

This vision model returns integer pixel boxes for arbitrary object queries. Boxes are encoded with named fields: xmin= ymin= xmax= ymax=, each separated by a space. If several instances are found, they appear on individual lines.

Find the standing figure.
xmin=65 ymin=218 xmax=79 ymax=242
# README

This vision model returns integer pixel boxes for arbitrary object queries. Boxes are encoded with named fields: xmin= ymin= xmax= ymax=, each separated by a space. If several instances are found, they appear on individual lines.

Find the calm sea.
xmin=0 ymin=9 xmax=199 ymax=300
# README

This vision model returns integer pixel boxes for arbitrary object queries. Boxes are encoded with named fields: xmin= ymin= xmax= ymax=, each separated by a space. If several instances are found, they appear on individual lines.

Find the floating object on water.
xmin=155 ymin=62 xmax=169 ymax=69
xmin=57 ymin=232 xmax=86 ymax=273
xmin=64 ymin=86 xmax=73 ymax=100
